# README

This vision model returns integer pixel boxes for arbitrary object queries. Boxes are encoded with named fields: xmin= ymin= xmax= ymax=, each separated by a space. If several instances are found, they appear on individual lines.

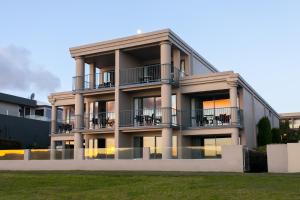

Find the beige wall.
xmin=267 ymin=143 xmax=300 ymax=173
xmin=0 ymin=145 xmax=244 ymax=172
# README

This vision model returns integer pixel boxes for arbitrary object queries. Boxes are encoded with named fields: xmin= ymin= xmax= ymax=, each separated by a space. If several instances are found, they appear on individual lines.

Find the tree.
xmin=257 ymin=117 xmax=272 ymax=146
xmin=280 ymin=121 xmax=300 ymax=143
xmin=271 ymin=128 xmax=281 ymax=143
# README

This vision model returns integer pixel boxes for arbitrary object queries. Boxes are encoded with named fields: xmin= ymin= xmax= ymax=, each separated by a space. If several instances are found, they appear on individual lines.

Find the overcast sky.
xmin=0 ymin=0 xmax=299 ymax=113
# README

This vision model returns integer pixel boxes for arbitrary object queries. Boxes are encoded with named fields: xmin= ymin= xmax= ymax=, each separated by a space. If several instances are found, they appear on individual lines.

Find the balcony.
xmin=72 ymin=71 xmax=115 ymax=91
xmin=186 ymin=107 xmax=243 ymax=128
xmin=120 ymin=64 xmax=182 ymax=87
xmin=119 ymin=108 xmax=179 ymax=128
xmin=83 ymin=112 xmax=115 ymax=130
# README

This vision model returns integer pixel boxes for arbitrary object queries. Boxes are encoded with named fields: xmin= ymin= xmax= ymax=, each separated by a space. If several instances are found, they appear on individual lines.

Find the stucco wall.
xmin=267 ymin=143 xmax=300 ymax=173
xmin=191 ymin=57 xmax=214 ymax=75
xmin=0 ymin=145 xmax=244 ymax=172
xmin=241 ymin=88 xmax=280 ymax=149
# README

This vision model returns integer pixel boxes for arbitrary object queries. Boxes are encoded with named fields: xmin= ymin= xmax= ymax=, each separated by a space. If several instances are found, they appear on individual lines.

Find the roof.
xmin=0 ymin=93 xmax=37 ymax=107
xmin=69 ymin=29 xmax=218 ymax=73
xmin=280 ymin=112 xmax=300 ymax=118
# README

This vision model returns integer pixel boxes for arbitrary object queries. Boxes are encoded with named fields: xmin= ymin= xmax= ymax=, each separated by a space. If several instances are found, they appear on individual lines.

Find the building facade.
xmin=280 ymin=113 xmax=300 ymax=130
xmin=48 ymin=29 xmax=279 ymax=159
xmin=0 ymin=93 xmax=61 ymax=148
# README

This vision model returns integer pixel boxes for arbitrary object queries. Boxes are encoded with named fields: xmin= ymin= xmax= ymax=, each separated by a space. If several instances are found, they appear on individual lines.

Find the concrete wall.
xmin=0 ymin=145 xmax=244 ymax=172
xmin=267 ymin=143 xmax=300 ymax=173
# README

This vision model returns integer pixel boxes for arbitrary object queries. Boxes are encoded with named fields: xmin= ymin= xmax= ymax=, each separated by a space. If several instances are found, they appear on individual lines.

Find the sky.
xmin=0 ymin=0 xmax=299 ymax=113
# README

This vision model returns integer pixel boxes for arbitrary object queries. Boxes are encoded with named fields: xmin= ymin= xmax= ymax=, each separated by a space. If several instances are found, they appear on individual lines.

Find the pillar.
xmin=161 ymin=41 xmax=172 ymax=159
xmin=85 ymin=102 xmax=90 ymax=129
xmin=114 ymin=49 xmax=121 ymax=159
xmin=74 ymin=56 xmax=85 ymax=160
xmin=62 ymin=106 xmax=68 ymax=122
xmin=89 ymin=63 xmax=96 ymax=89
xmin=51 ymin=105 xmax=57 ymax=134
xmin=231 ymin=128 xmax=239 ymax=145
xmin=173 ymin=48 xmax=181 ymax=82
xmin=62 ymin=141 xmax=66 ymax=160
xmin=50 ymin=140 xmax=56 ymax=160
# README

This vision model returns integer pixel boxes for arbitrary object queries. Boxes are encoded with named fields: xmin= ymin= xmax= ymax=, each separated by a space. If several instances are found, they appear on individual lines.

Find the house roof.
xmin=0 ymin=93 xmax=37 ymax=107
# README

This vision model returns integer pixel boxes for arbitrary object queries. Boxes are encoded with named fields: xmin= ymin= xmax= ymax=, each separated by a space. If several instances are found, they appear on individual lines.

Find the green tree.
xmin=257 ymin=117 xmax=272 ymax=146
xmin=271 ymin=128 xmax=281 ymax=143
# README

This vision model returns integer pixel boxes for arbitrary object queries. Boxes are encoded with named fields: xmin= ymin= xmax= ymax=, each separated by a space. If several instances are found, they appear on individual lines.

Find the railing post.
xmin=143 ymin=147 xmax=150 ymax=160
xmin=24 ymin=149 xmax=30 ymax=160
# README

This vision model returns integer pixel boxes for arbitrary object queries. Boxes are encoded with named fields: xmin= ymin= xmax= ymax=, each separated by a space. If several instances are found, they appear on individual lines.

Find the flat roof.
xmin=280 ymin=112 xmax=300 ymax=118
xmin=0 ymin=93 xmax=37 ymax=107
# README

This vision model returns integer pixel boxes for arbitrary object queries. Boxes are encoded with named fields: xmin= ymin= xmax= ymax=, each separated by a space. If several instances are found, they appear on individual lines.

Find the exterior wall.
xmin=0 ymin=114 xmax=50 ymax=148
xmin=0 ymin=102 xmax=20 ymax=116
xmin=192 ymin=56 xmax=214 ymax=75
xmin=0 ymin=145 xmax=244 ymax=172
xmin=267 ymin=143 xmax=300 ymax=173
xmin=241 ymin=87 xmax=279 ymax=149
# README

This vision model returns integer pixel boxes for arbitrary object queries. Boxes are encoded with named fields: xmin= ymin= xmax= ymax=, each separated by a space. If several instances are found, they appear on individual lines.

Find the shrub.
xmin=257 ymin=117 xmax=272 ymax=146
xmin=271 ymin=128 xmax=281 ymax=143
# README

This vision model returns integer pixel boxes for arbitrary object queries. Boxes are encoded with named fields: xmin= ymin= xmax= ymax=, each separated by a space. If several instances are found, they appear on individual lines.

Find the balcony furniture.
xmin=106 ymin=118 xmax=115 ymax=127
xmin=92 ymin=118 xmax=98 ymax=128
xmin=135 ymin=115 xmax=144 ymax=126
xmin=144 ymin=115 xmax=154 ymax=125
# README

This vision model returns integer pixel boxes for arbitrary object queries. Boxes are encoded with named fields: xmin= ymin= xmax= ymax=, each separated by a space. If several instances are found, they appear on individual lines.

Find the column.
xmin=85 ymin=102 xmax=90 ymax=129
xmin=173 ymin=48 xmax=181 ymax=82
xmin=231 ymin=128 xmax=239 ymax=145
xmin=89 ymin=63 xmax=96 ymax=89
xmin=74 ymin=56 xmax=85 ymax=160
xmin=229 ymin=81 xmax=239 ymax=145
xmin=114 ymin=49 xmax=121 ymax=159
xmin=51 ymin=104 xmax=57 ymax=134
xmin=50 ymin=140 xmax=55 ymax=160
xmin=62 ymin=106 xmax=68 ymax=122
xmin=62 ymin=141 xmax=66 ymax=160
xmin=161 ymin=41 xmax=172 ymax=159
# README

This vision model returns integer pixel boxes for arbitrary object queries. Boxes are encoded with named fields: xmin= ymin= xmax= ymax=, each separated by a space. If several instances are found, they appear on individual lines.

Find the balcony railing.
xmin=184 ymin=107 xmax=243 ymax=128
xmin=83 ymin=112 xmax=115 ymax=129
xmin=119 ymin=108 xmax=178 ymax=127
xmin=72 ymin=71 xmax=115 ymax=91
xmin=53 ymin=117 xmax=75 ymax=134
xmin=120 ymin=64 xmax=181 ymax=86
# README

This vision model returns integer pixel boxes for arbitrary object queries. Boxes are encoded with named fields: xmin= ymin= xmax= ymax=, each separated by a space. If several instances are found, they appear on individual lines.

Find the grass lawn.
xmin=0 ymin=171 xmax=299 ymax=200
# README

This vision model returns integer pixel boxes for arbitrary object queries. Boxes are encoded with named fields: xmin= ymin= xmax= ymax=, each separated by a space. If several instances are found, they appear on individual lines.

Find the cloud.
xmin=0 ymin=45 xmax=60 ymax=92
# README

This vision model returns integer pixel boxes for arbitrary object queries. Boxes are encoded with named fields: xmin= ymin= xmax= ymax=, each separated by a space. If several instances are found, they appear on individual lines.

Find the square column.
xmin=74 ymin=56 xmax=85 ymax=160
xmin=161 ymin=41 xmax=172 ymax=159
xmin=51 ymin=104 xmax=57 ymax=134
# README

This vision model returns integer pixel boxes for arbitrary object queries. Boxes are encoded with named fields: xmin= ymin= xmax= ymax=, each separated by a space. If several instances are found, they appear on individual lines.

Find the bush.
xmin=271 ymin=128 xmax=281 ymax=143
xmin=257 ymin=117 xmax=272 ymax=146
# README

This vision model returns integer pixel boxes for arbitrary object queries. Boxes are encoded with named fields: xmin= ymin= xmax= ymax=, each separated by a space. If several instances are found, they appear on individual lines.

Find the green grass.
xmin=0 ymin=171 xmax=299 ymax=200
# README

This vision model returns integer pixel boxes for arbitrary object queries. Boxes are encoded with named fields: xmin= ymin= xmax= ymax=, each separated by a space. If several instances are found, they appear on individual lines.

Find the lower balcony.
xmin=186 ymin=107 xmax=243 ymax=128
xmin=119 ymin=108 xmax=179 ymax=128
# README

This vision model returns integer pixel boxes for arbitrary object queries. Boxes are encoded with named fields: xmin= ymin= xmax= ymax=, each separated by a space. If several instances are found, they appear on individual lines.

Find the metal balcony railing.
xmin=83 ymin=112 xmax=115 ymax=129
xmin=72 ymin=71 xmax=115 ymax=91
xmin=119 ymin=108 xmax=178 ymax=127
xmin=52 ymin=117 xmax=75 ymax=134
xmin=120 ymin=64 xmax=181 ymax=86
xmin=183 ymin=107 xmax=243 ymax=128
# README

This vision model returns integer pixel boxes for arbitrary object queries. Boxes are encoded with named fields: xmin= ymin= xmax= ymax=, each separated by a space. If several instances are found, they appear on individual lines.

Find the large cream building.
xmin=48 ymin=29 xmax=279 ymax=160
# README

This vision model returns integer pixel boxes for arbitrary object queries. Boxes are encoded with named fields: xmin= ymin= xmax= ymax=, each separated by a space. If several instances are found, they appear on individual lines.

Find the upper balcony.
xmin=72 ymin=71 xmax=115 ymax=92
xmin=120 ymin=64 xmax=182 ymax=88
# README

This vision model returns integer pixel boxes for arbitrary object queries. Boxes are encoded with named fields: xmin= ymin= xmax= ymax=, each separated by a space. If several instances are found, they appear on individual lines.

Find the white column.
xmin=161 ymin=41 xmax=172 ymax=159
xmin=229 ymin=81 xmax=239 ymax=145
xmin=74 ymin=56 xmax=85 ymax=160
xmin=51 ymin=105 xmax=57 ymax=134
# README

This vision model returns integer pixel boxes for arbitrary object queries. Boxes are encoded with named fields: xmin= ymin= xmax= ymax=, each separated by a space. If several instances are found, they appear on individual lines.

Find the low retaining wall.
xmin=0 ymin=145 xmax=244 ymax=172
xmin=267 ymin=143 xmax=300 ymax=173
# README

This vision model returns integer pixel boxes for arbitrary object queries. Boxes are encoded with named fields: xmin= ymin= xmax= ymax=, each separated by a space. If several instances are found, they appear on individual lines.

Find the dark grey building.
xmin=0 ymin=92 xmax=61 ymax=149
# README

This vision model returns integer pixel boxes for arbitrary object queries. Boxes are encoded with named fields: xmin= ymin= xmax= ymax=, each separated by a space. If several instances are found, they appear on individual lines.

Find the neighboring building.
xmin=48 ymin=29 xmax=279 ymax=159
xmin=0 ymin=92 xmax=62 ymax=148
xmin=280 ymin=112 xmax=300 ymax=130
